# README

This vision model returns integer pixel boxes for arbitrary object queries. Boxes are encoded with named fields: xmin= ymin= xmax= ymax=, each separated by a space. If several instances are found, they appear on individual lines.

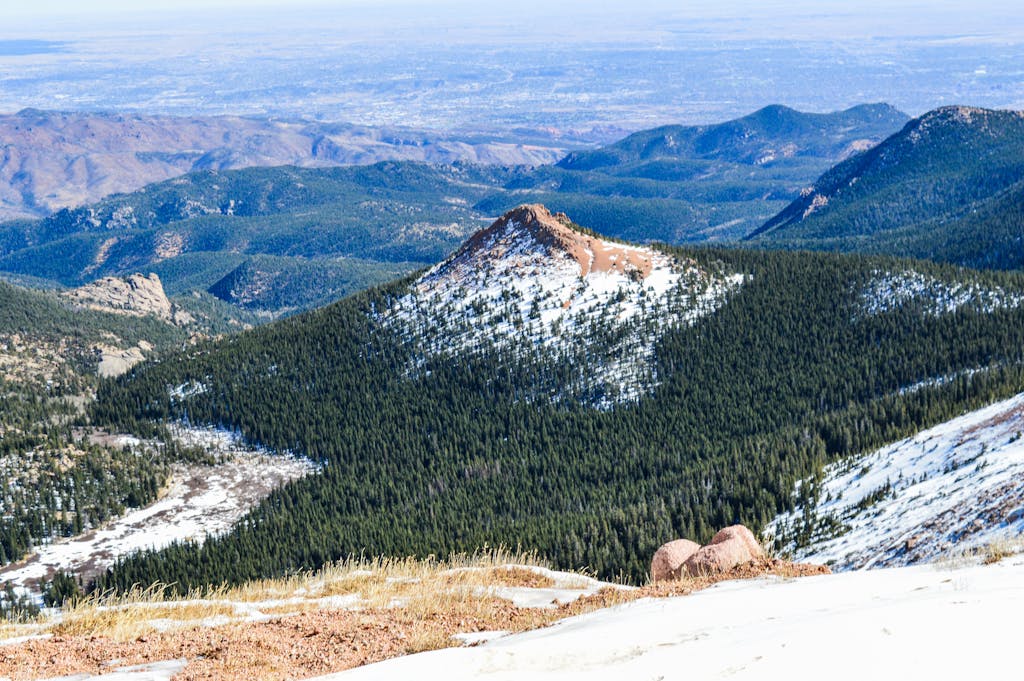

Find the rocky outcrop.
xmin=94 ymin=344 xmax=146 ymax=378
xmin=683 ymin=525 xmax=766 ymax=577
xmin=62 ymin=273 xmax=193 ymax=326
xmin=650 ymin=539 xmax=701 ymax=582
xmin=652 ymin=525 xmax=767 ymax=581
xmin=443 ymin=204 xmax=659 ymax=282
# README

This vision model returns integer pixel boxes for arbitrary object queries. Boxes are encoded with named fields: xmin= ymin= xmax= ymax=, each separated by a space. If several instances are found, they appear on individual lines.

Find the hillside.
xmin=0 ymin=109 xmax=565 ymax=220
xmin=771 ymin=389 xmax=1024 ymax=570
xmin=331 ymin=555 xmax=1023 ymax=681
xmin=85 ymin=205 xmax=1024 ymax=592
xmin=557 ymin=103 xmax=906 ymax=170
xmin=0 ymin=163 xmax=510 ymax=316
xmin=748 ymin=106 xmax=1024 ymax=269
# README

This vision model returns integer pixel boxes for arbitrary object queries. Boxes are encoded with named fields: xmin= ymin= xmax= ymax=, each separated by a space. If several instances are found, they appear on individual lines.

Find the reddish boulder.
xmin=683 ymin=525 xmax=765 ymax=577
xmin=650 ymin=539 xmax=701 ymax=582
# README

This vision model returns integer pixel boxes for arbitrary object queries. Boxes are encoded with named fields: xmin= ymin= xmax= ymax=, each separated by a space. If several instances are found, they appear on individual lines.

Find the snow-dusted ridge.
xmin=380 ymin=205 xmax=743 ymax=408
xmin=770 ymin=392 xmax=1024 ymax=570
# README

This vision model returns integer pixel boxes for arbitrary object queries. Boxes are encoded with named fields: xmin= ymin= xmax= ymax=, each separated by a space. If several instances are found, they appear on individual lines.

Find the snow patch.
xmin=168 ymin=380 xmax=208 ymax=402
xmin=311 ymin=556 xmax=1024 ymax=680
xmin=35 ymin=659 xmax=187 ymax=681
xmin=859 ymin=269 xmax=1024 ymax=318
xmin=0 ymin=427 xmax=313 ymax=592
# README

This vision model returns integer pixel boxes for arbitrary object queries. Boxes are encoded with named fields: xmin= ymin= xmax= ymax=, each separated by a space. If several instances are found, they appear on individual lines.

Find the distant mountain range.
xmin=0 ymin=109 xmax=566 ymax=220
xmin=0 ymin=163 xmax=512 ymax=316
xmin=0 ymin=104 xmax=911 ymax=315
xmin=749 ymin=106 xmax=1024 ymax=270
xmin=488 ymin=103 xmax=909 ymax=243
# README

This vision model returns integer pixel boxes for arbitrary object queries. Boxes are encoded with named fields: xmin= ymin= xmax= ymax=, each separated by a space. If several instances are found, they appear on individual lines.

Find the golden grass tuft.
xmin=9 ymin=546 xmax=560 ymax=644
xmin=51 ymin=583 xmax=238 ymax=642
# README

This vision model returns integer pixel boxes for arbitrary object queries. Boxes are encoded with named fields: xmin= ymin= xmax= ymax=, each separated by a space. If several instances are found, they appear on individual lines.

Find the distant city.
xmin=1 ymin=2 xmax=1021 ymax=145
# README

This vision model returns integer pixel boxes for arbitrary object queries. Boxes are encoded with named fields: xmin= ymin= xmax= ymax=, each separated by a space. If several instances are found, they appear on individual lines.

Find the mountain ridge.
xmin=556 ymin=103 xmax=907 ymax=171
xmin=86 ymin=204 xmax=1024 ymax=590
xmin=746 ymin=105 xmax=1024 ymax=266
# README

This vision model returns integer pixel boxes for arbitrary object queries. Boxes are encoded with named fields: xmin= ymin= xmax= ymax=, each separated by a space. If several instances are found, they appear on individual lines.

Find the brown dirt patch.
xmin=561 ymin=558 xmax=829 ymax=615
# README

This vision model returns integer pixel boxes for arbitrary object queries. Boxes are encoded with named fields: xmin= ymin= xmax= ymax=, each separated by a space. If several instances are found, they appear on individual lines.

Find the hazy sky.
xmin=2 ymin=0 xmax=1021 ymax=127
xmin=4 ymin=0 xmax=1023 ymax=42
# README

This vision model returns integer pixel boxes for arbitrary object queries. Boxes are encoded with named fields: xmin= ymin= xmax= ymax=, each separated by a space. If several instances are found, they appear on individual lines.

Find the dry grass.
xmin=226 ymin=546 xmax=549 ymax=602
xmin=935 ymin=535 xmax=1024 ymax=569
xmin=16 ymin=547 xmax=558 ymax=643
xmin=0 ymin=620 xmax=42 ymax=642
xmin=981 ymin=537 xmax=1021 ymax=564
xmin=51 ymin=584 xmax=239 ymax=641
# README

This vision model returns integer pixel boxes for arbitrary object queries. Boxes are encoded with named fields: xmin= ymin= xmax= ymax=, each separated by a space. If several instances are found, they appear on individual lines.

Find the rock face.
xmin=650 ymin=539 xmax=701 ymax=582
xmin=683 ymin=525 xmax=766 ymax=577
xmin=95 ymin=344 xmax=146 ymax=378
xmin=62 ymin=273 xmax=193 ymax=325
xmin=447 ymin=204 xmax=660 ymax=281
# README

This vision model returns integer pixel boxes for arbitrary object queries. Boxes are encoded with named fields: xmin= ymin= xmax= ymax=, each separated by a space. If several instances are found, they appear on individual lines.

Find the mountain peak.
xmin=431 ymin=204 xmax=657 ymax=286
xmin=385 ymin=205 xmax=743 ymax=407
xmin=748 ymin=103 xmax=1024 ymax=244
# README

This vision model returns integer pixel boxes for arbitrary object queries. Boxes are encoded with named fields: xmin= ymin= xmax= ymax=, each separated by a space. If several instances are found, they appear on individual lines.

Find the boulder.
xmin=683 ymin=525 xmax=765 ymax=577
xmin=650 ymin=538 xmax=701 ymax=582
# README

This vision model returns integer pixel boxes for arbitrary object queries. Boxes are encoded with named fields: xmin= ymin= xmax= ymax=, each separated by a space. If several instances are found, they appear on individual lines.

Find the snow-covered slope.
xmin=381 ymin=204 xmax=742 ymax=407
xmin=319 ymin=556 xmax=1024 ymax=681
xmin=771 ymin=392 xmax=1024 ymax=570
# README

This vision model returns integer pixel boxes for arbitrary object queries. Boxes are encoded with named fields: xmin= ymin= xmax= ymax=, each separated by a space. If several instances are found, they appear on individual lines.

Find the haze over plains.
xmin=1 ymin=1 xmax=1021 ymax=135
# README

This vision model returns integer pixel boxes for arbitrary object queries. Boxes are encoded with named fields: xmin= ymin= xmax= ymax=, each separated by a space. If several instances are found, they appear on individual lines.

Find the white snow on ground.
xmin=382 ymin=210 xmax=742 ymax=407
xmin=28 ymin=659 xmax=186 ymax=681
xmin=770 ymin=392 xmax=1024 ymax=570
xmin=0 ymin=427 xmax=313 ymax=591
xmin=458 ymin=564 xmax=630 ymax=609
xmin=316 ymin=556 xmax=1024 ymax=681
xmin=859 ymin=268 xmax=1024 ymax=317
